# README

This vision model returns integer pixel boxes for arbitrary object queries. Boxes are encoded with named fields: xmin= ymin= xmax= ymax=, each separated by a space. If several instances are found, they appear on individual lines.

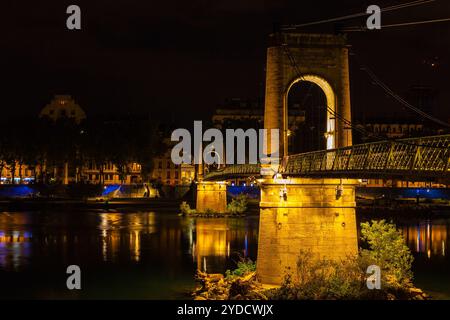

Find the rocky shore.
xmin=192 ymin=271 xmax=268 ymax=300
xmin=192 ymin=271 xmax=430 ymax=300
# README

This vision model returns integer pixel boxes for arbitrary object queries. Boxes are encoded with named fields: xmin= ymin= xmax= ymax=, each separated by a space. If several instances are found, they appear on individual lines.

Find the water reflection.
xmin=402 ymin=220 xmax=449 ymax=258
xmin=98 ymin=212 xmax=157 ymax=262
xmin=2 ymin=210 xmax=448 ymax=299
xmin=192 ymin=219 xmax=255 ymax=272
xmin=0 ymin=230 xmax=32 ymax=270
xmin=0 ymin=211 xmax=259 ymax=298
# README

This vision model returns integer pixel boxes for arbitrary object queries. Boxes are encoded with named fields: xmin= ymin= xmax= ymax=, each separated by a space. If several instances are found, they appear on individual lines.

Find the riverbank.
xmin=192 ymin=270 xmax=430 ymax=300
xmin=0 ymin=198 xmax=183 ymax=211
xmin=1 ymin=198 xmax=448 ymax=216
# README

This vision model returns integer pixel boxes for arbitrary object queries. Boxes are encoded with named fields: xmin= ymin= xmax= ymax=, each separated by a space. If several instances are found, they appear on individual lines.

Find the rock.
xmin=409 ymin=287 xmax=423 ymax=294
xmin=387 ymin=293 xmax=396 ymax=300
xmin=209 ymin=274 xmax=224 ymax=282
xmin=193 ymin=269 xmax=268 ymax=301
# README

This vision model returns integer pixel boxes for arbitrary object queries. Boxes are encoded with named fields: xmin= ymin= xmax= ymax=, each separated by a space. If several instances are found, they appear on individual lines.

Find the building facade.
xmin=1 ymin=95 xmax=195 ymax=187
xmin=39 ymin=95 xmax=86 ymax=124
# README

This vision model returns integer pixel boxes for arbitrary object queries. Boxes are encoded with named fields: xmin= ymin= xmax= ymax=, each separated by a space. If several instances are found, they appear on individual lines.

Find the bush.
xmin=227 ymin=194 xmax=248 ymax=214
xmin=360 ymin=220 xmax=414 ymax=290
xmin=225 ymin=258 xmax=256 ymax=280
xmin=204 ymin=208 xmax=217 ymax=215
xmin=269 ymin=220 xmax=416 ymax=300
xmin=180 ymin=201 xmax=197 ymax=215
xmin=269 ymin=250 xmax=366 ymax=300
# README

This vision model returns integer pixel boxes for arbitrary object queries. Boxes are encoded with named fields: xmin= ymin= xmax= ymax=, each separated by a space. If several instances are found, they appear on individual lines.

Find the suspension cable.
xmin=281 ymin=44 xmax=450 ymax=149
xmin=351 ymin=51 xmax=450 ymax=128
xmin=281 ymin=0 xmax=435 ymax=30
xmin=342 ymin=16 xmax=450 ymax=32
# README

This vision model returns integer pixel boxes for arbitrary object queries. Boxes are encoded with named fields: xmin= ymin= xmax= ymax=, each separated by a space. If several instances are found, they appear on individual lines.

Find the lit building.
xmin=0 ymin=163 xmax=34 ymax=184
xmin=1 ymin=96 xmax=195 ymax=188
xmin=151 ymin=139 xmax=195 ymax=186
xmin=212 ymin=98 xmax=305 ymax=131
xmin=363 ymin=122 xmax=425 ymax=139
xmin=39 ymin=95 xmax=86 ymax=124
xmin=82 ymin=161 xmax=143 ymax=185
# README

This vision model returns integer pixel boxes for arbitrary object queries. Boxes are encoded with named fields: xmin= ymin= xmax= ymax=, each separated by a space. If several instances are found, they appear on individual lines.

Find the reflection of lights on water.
xmin=133 ymin=230 xmax=140 ymax=262
xmin=408 ymin=222 xmax=449 ymax=258
xmin=102 ymin=238 xmax=108 ymax=261
xmin=244 ymin=233 xmax=248 ymax=257
xmin=416 ymin=225 xmax=420 ymax=253
xmin=0 ymin=230 xmax=32 ymax=270
xmin=101 ymin=228 xmax=108 ymax=261
xmin=188 ymin=220 xmax=194 ymax=252
xmin=100 ymin=214 xmax=109 ymax=230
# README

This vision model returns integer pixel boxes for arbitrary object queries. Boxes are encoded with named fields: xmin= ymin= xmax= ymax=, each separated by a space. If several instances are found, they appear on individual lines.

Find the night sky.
xmin=2 ymin=0 xmax=450 ymax=126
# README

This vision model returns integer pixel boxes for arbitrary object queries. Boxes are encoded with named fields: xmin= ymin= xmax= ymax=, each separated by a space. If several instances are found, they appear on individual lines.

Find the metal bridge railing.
xmin=282 ymin=134 xmax=450 ymax=177
xmin=203 ymin=135 xmax=450 ymax=180
xmin=203 ymin=164 xmax=261 ymax=181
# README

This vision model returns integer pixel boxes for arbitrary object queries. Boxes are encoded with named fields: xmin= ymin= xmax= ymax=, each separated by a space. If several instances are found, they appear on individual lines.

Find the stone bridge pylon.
xmin=257 ymin=33 xmax=357 ymax=285
xmin=264 ymin=32 xmax=353 ymax=158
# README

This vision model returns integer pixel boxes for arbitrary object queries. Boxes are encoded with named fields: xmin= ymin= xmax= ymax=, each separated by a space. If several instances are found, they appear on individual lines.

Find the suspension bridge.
xmin=194 ymin=32 xmax=449 ymax=286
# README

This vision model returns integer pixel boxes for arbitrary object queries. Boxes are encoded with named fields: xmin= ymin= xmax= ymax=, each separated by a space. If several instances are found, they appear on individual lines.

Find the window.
xmin=166 ymin=171 xmax=171 ymax=179
xmin=175 ymin=171 xmax=179 ymax=179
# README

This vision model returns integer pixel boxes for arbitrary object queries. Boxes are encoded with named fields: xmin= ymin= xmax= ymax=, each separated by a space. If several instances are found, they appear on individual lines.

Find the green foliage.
xmin=204 ymin=208 xmax=217 ymax=215
xmin=360 ymin=220 xmax=414 ymax=289
xmin=179 ymin=202 xmax=220 ymax=216
xmin=180 ymin=201 xmax=197 ymax=215
xmin=270 ymin=220 xmax=415 ymax=300
xmin=269 ymin=250 xmax=366 ymax=300
xmin=227 ymin=194 xmax=248 ymax=214
xmin=225 ymin=258 xmax=256 ymax=280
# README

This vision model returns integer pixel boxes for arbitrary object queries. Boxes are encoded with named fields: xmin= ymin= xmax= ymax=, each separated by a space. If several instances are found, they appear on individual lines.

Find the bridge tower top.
xmin=264 ymin=32 xmax=352 ymax=158
xmin=269 ymin=32 xmax=348 ymax=48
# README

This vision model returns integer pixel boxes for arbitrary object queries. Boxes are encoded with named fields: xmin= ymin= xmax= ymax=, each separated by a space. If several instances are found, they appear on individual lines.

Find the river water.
xmin=0 ymin=210 xmax=448 ymax=299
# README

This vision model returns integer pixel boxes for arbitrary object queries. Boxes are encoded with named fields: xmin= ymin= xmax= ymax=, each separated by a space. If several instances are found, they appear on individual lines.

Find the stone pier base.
xmin=196 ymin=181 xmax=227 ymax=213
xmin=256 ymin=178 xmax=358 ymax=285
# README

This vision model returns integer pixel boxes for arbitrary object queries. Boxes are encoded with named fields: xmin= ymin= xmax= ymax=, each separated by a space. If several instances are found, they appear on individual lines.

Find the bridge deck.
xmin=203 ymin=134 xmax=450 ymax=181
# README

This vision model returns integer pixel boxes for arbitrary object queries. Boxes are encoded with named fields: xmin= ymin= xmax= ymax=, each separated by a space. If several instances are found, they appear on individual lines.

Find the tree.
xmin=360 ymin=220 xmax=414 ymax=289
